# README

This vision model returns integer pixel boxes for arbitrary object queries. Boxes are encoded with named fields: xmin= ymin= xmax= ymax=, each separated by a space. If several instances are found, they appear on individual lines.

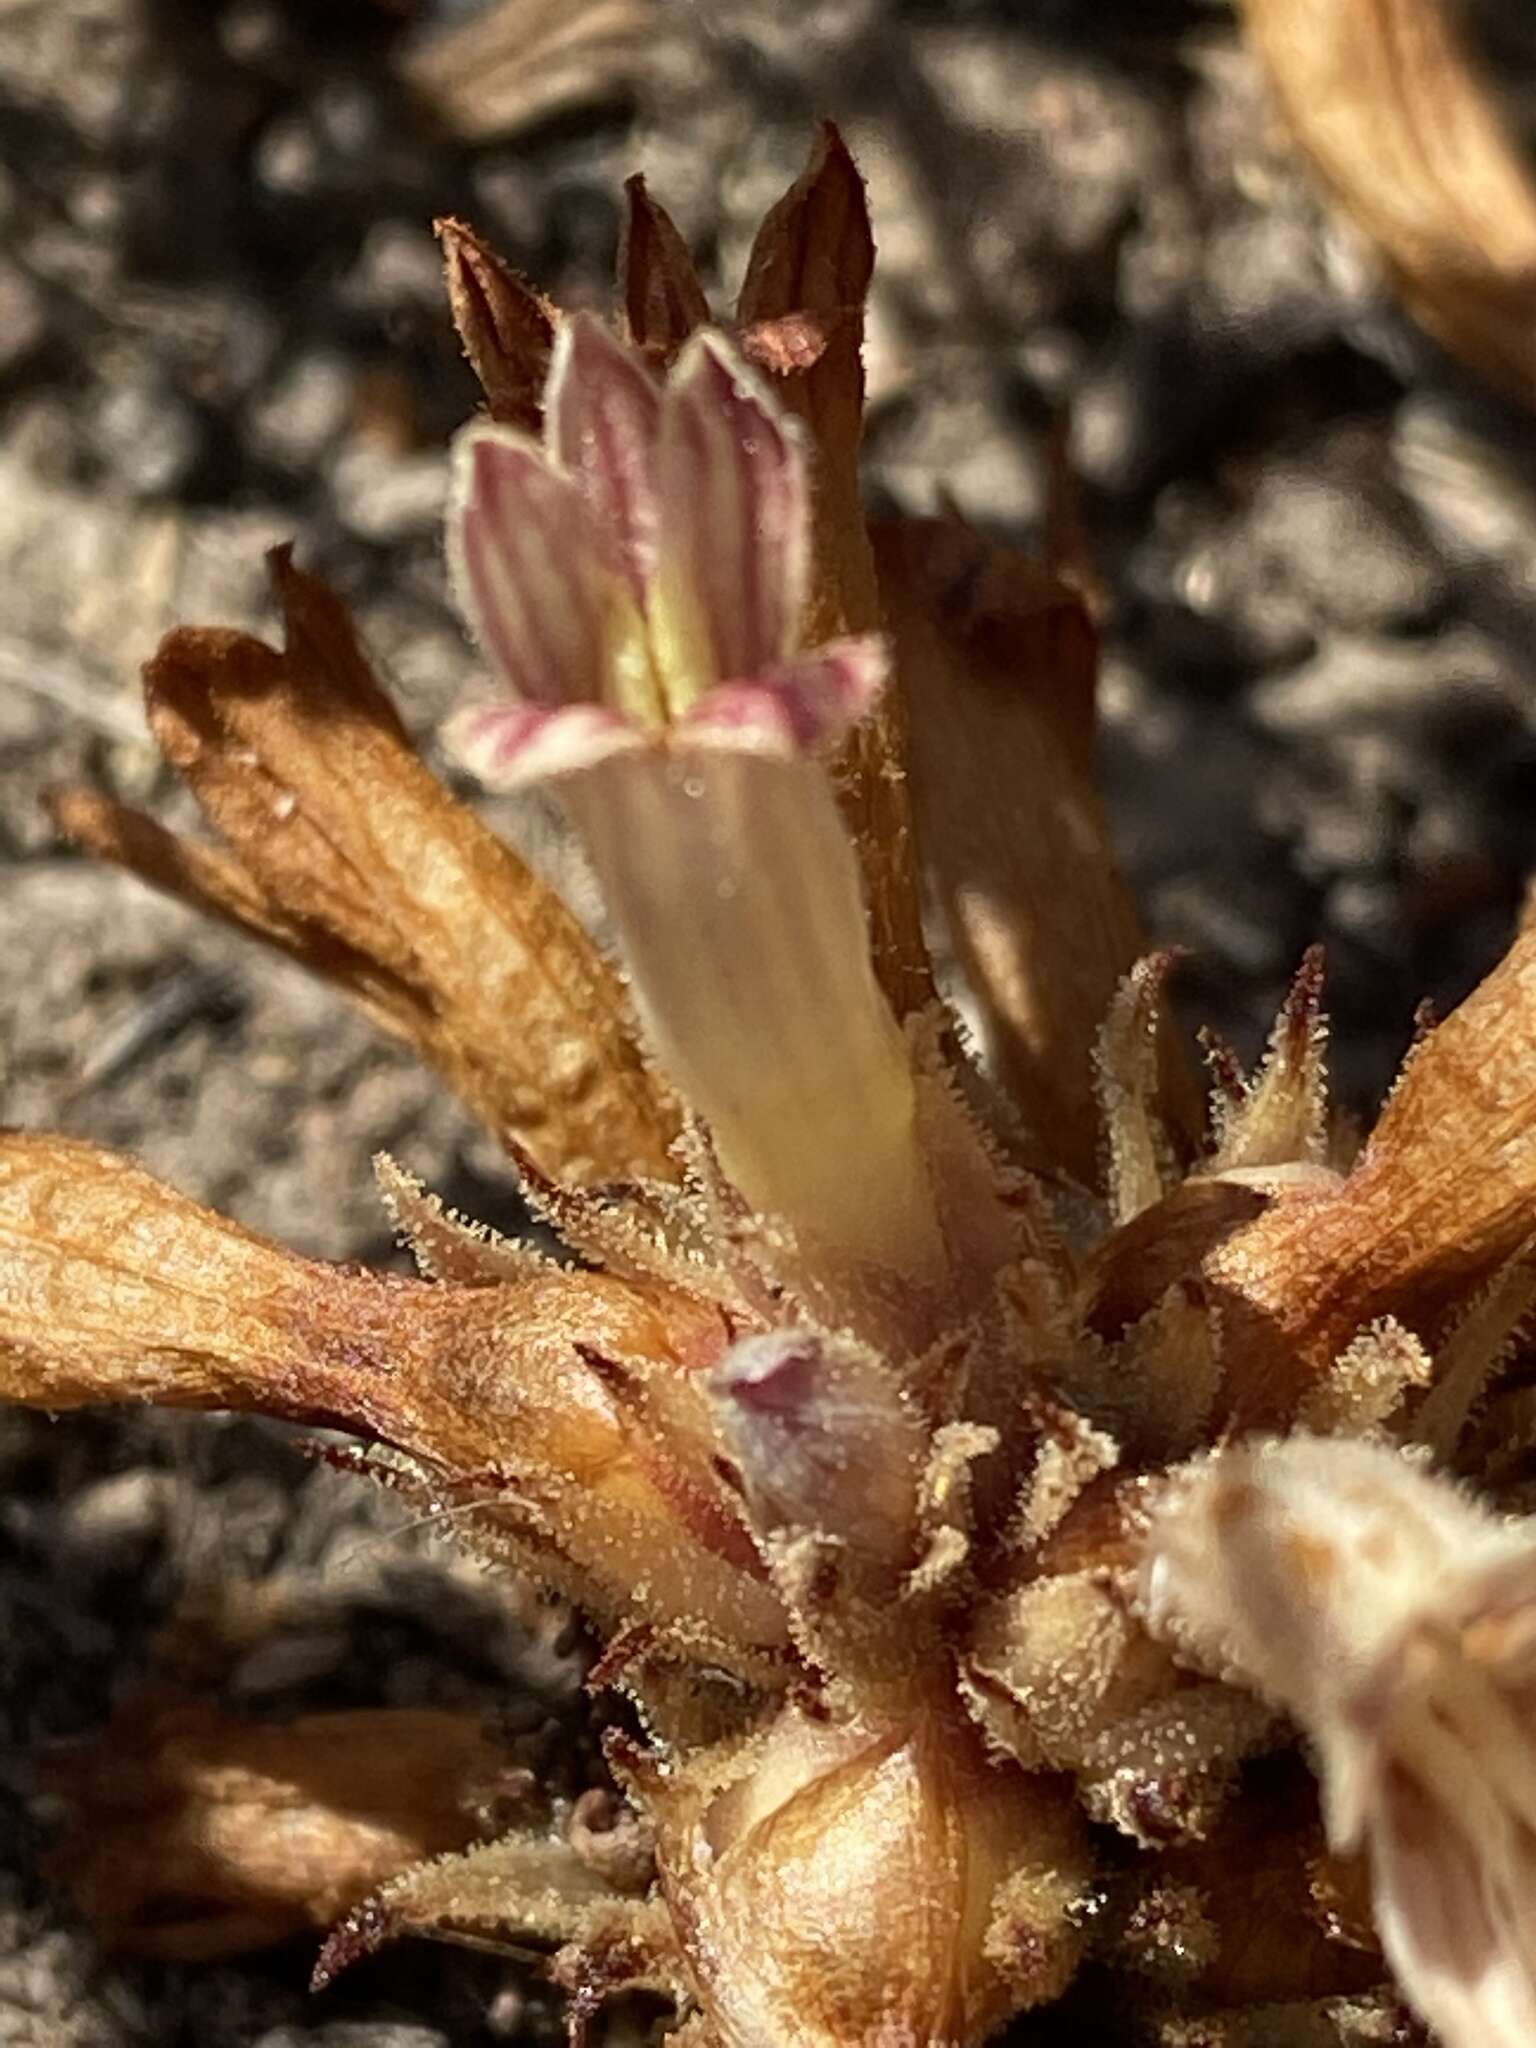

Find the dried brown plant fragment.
xmin=403 ymin=0 xmax=654 ymax=148
xmin=45 ymin=1700 xmax=514 ymax=1960
xmin=878 ymin=518 xmax=1176 ymax=1185
xmin=53 ymin=548 xmax=678 ymax=1187
xmin=1242 ymin=0 xmax=1536 ymax=407
xmin=1209 ymin=921 xmax=1536 ymax=1423
xmin=0 ymin=1134 xmax=785 ymax=1657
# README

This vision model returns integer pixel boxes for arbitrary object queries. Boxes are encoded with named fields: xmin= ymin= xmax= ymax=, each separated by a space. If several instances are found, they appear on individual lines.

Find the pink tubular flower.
xmin=1139 ymin=1435 xmax=1536 ymax=2048
xmin=445 ymin=316 xmax=990 ymax=1345
xmin=448 ymin=313 xmax=886 ymax=782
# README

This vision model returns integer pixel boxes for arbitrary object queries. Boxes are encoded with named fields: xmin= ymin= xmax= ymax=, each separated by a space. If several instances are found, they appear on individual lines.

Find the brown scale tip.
xmin=1197 ymin=1025 xmax=1247 ymax=1114
xmin=1125 ymin=1774 xmax=1197 ymax=1846
xmin=434 ymin=215 xmax=554 ymax=430
xmin=1279 ymin=943 xmax=1328 ymax=1065
xmin=618 ymin=175 xmax=709 ymax=363
xmin=737 ymin=118 xmax=873 ymax=326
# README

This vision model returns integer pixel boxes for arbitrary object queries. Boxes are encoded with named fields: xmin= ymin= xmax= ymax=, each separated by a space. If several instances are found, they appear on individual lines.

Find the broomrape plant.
xmin=10 ymin=125 xmax=1536 ymax=2048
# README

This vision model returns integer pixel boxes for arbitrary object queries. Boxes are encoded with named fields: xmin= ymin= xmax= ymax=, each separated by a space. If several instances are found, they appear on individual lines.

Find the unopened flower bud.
xmin=710 ymin=1329 xmax=927 ymax=1569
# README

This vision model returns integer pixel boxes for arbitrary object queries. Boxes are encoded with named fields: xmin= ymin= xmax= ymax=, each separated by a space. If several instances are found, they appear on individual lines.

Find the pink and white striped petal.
xmin=448 ymin=426 xmax=608 ymax=706
xmin=446 ymin=699 xmax=648 ymax=791
xmin=654 ymin=330 xmax=809 ymax=687
xmin=545 ymin=313 xmax=663 ymax=602
xmin=675 ymin=635 xmax=889 ymax=758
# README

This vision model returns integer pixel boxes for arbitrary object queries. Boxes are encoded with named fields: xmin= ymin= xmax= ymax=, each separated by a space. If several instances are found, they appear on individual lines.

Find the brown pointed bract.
xmin=876 ymin=515 xmax=1160 ymax=1185
xmin=618 ymin=174 xmax=710 ymax=365
xmin=435 ymin=215 xmax=555 ymax=429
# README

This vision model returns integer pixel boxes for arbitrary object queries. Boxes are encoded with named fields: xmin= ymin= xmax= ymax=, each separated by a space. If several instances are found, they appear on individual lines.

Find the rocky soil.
xmin=2 ymin=0 xmax=1535 ymax=2041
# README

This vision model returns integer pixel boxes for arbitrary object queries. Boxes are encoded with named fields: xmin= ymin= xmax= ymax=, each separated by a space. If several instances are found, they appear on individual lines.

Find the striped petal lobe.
xmin=449 ymin=426 xmax=607 ymax=706
xmin=677 ymin=635 xmax=889 ymax=758
xmin=545 ymin=312 xmax=664 ymax=600
xmin=654 ymin=331 xmax=809 ymax=696
xmin=448 ymin=700 xmax=648 ymax=790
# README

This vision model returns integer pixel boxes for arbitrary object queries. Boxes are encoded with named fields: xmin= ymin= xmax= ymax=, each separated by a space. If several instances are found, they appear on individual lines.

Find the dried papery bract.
xmin=436 ymin=215 xmax=555 ymax=430
xmin=1209 ymin=920 xmax=1536 ymax=1424
xmin=0 ymin=1134 xmax=788 ymax=1662
xmin=618 ymin=174 xmax=710 ymax=365
xmin=876 ymin=517 xmax=1173 ymax=1187
xmin=1241 ymin=0 xmax=1536 ymax=407
xmin=736 ymin=123 xmax=875 ymax=649
xmin=54 ymin=547 xmax=677 ymax=1187
xmin=1141 ymin=1436 xmax=1536 ymax=2048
